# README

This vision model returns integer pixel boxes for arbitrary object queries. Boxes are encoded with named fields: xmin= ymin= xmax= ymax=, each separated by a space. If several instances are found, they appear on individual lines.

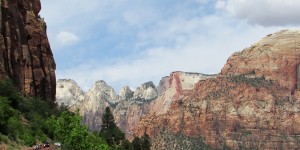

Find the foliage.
xmin=49 ymin=110 xmax=109 ymax=150
xmin=0 ymin=96 xmax=19 ymax=135
xmin=131 ymin=133 xmax=151 ymax=150
xmin=0 ymin=79 xmax=61 ymax=146
xmin=120 ymin=139 xmax=133 ymax=150
xmin=0 ymin=79 xmax=141 ymax=150
xmin=228 ymin=74 xmax=273 ymax=88
xmin=132 ymin=137 xmax=142 ymax=150
xmin=141 ymin=133 xmax=151 ymax=150
xmin=100 ymin=107 xmax=125 ymax=146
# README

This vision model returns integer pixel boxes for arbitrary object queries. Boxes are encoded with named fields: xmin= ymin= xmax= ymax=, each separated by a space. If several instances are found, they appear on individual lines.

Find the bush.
xmin=0 ymin=133 xmax=9 ymax=143
xmin=7 ymin=116 xmax=24 ymax=140
xmin=20 ymin=131 xmax=35 ymax=146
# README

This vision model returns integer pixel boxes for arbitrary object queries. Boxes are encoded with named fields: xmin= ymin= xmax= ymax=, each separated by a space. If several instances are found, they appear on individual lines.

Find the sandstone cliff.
xmin=56 ymin=71 xmax=214 ymax=135
xmin=0 ymin=0 xmax=56 ymax=100
xmin=79 ymin=80 xmax=157 ymax=132
xmin=134 ymin=30 xmax=300 ymax=149
xmin=56 ymin=79 xmax=84 ymax=107
xmin=222 ymin=30 xmax=300 ymax=94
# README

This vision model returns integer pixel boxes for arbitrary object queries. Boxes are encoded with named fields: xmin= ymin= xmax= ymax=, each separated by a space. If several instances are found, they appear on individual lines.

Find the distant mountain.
xmin=56 ymin=71 xmax=215 ymax=135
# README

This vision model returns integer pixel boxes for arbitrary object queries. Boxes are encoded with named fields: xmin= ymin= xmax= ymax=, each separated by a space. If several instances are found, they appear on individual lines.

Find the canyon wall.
xmin=134 ymin=30 xmax=300 ymax=149
xmin=0 ymin=0 xmax=56 ymax=100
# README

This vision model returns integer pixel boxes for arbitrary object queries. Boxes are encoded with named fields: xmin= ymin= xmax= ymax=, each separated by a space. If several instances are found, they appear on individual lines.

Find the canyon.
xmin=57 ymin=29 xmax=300 ymax=149
xmin=5 ymin=0 xmax=300 ymax=149
xmin=56 ymin=72 xmax=215 ymax=134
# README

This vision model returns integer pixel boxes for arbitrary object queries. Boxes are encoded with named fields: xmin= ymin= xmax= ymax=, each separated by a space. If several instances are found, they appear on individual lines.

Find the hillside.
xmin=133 ymin=30 xmax=300 ymax=149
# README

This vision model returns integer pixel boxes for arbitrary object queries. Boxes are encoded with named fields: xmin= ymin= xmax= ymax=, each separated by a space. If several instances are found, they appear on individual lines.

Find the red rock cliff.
xmin=134 ymin=30 xmax=300 ymax=149
xmin=0 ymin=0 xmax=56 ymax=100
xmin=222 ymin=30 xmax=300 ymax=94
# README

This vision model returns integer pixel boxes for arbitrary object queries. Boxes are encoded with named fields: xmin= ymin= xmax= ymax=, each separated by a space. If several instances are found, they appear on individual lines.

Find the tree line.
xmin=0 ymin=79 xmax=150 ymax=150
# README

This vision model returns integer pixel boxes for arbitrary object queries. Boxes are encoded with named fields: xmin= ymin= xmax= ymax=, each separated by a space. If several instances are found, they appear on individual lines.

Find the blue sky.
xmin=40 ymin=0 xmax=300 ymax=92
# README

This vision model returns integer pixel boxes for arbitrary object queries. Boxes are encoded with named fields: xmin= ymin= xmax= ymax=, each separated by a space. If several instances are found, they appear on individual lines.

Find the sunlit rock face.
xmin=151 ymin=71 xmax=216 ymax=115
xmin=56 ymin=71 xmax=214 ymax=135
xmin=221 ymin=30 xmax=300 ymax=94
xmin=134 ymin=30 xmax=300 ymax=149
xmin=56 ymin=79 xmax=84 ymax=107
xmin=0 ymin=0 xmax=56 ymax=100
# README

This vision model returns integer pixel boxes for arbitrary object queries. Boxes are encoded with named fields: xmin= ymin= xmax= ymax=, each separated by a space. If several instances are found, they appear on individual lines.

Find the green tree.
xmin=100 ymin=107 xmax=125 ymax=146
xmin=120 ymin=139 xmax=133 ymax=150
xmin=50 ymin=110 xmax=108 ymax=150
xmin=0 ymin=79 xmax=21 ymax=109
xmin=132 ymin=137 xmax=142 ymax=150
xmin=141 ymin=133 xmax=151 ymax=150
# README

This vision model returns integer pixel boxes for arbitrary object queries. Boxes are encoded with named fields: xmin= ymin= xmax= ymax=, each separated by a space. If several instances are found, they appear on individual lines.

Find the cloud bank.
xmin=224 ymin=0 xmax=300 ymax=26
xmin=40 ymin=0 xmax=300 ymax=91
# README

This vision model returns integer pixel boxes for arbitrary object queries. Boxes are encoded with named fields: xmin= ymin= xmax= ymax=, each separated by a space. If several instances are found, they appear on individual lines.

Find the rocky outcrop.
xmin=77 ymin=81 xmax=158 ymax=132
xmin=0 ymin=0 xmax=56 ymax=100
xmin=134 ymin=30 xmax=300 ymax=149
xmin=56 ymin=79 xmax=84 ymax=107
xmin=56 ymin=71 xmax=214 ymax=135
xmin=114 ymin=82 xmax=158 ymax=135
xmin=222 ymin=30 xmax=300 ymax=95
xmin=151 ymin=71 xmax=216 ymax=115
xmin=79 ymin=80 xmax=118 ymax=130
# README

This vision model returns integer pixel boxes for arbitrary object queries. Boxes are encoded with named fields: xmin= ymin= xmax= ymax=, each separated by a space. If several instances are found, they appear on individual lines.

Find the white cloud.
xmin=56 ymin=31 xmax=79 ymax=45
xmin=224 ymin=0 xmax=300 ymax=26
xmin=57 ymin=14 xmax=284 ymax=92
xmin=41 ymin=0 xmax=296 ymax=92
xmin=215 ymin=1 xmax=226 ymax=9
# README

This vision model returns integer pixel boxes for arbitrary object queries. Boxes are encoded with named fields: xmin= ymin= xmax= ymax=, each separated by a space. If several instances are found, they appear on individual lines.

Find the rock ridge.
xmin=56 ymin=71 xmax=215 ymax=134
xmin=133 ymin=29 xmax=300 ymax=149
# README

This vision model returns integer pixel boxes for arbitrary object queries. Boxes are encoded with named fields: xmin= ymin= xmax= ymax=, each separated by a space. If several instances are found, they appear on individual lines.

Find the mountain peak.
xmin=222 ymin=29 xmax=300 ymax=94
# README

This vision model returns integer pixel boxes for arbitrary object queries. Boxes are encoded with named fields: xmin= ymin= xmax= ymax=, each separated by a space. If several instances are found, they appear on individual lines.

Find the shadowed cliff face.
xmin=133 ymin=30 xmax=300 ymax=149
xmin=0 ymin=0 xmax=56 ymax=100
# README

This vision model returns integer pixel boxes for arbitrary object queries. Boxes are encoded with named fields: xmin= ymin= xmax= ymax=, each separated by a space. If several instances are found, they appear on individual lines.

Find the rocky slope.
xmin=222 ymin=30 xmax=300 ymax=94
xmin=56 ymin=71 xmax=215 ymax=135
xmin=133 ymin=30 xmax=300 ymax=149
xmin=0 ymin=0 xmax=56 ymax=100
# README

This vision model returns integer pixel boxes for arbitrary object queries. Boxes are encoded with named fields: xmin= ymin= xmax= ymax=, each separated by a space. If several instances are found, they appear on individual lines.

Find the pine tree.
xmin=141 ymin=133 xmax=151 ymax=150
xmin=120 ymin=139 xmax=133 ymax=150
xmin=132 ymin=136 xmax=142 ymax=150
xmin=100 ymin=107 xmax=125 ymax=146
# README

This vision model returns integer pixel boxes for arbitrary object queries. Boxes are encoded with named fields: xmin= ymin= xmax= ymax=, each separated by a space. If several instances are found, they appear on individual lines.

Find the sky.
xmin=40 ymin=0 xmax=300 ymax=92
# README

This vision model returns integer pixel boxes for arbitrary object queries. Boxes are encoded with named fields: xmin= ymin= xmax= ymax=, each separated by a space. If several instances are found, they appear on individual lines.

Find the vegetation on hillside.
xmin=0 ymin=79 xmax=151 ymax=150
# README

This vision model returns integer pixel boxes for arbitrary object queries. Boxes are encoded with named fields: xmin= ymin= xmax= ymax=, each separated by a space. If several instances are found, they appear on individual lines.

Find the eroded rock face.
xmin=222 ymin=30 xmax=300 ymax=94
xmin=0 ymin=0 xmax=56 ymax=100
xmin=114 ymin=82 xmax=158 ymax=135
xmin=56 ymin=79 xmax=84 ymax=107
xmin=79 ymin=80 xmax=118 ymax=130
xmin=134 ymin=30 xmax=300 ymax=149
xmin=56 ymin=71 xmax=214 ymax=135
xmin=151 ymin=71 xmax=216 ymax=115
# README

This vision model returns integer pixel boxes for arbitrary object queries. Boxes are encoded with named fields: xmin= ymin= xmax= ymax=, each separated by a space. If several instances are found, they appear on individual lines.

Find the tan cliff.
xmin=55 ymin=72 xmax=215 ymax=136
xmin=133 ymin=30 xmax=300 ymax=149
xmin=222 ymin=30 xmax=300 ymax=94
xmin=0 ymin=0 xmax=56 ymax=100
